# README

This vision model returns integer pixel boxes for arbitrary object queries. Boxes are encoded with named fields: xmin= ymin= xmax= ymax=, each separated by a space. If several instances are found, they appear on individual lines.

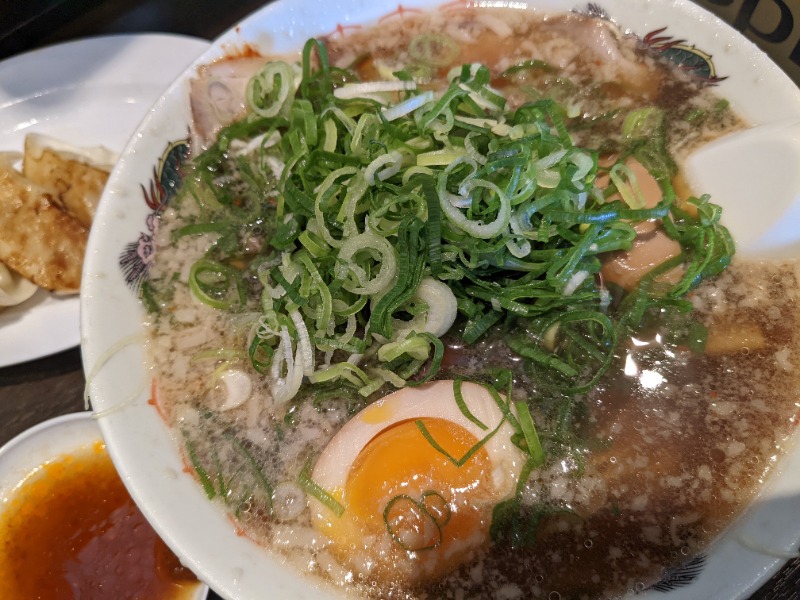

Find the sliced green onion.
xmin=609 ymin=162 xmax=646 ymax=209
xmin=335 ymin=231 xmax=398 ymax=295
xmin=453 ymin=379 xmax=488 ymax=430
xmin=514 ymin=400 xmax=545 ymax=466
xmin=421 ymin=490 xmax=452 ymax=526
xmin=382 ymin=90 xmax=435 ymax=121
xmin=247 ymin=61 xmax=296 ymax=118
xmin=334 ymin=80 xmax=416 ymax=99
xmin=298 ymin=462 xmax=345 ymax=517
xmin=415 ymin=418 xmax=502 ymax=467
xmin=309 ymin=362 xmax=371 ymax=387
xmin=184 ymin=433 xmax=217 ymax=499
xmin=383 ymin=494 xmax=442 ymax=552
xmin=188 ymin=259 xmax=245 ymax=310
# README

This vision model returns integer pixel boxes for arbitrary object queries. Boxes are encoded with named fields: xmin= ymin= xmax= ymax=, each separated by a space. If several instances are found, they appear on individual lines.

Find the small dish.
xmin=0 ymin=412 xmax=209 ymax=600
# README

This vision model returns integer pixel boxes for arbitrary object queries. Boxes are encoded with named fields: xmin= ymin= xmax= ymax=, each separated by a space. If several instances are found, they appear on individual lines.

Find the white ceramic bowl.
xmin=81 ymin=1 xmax=800 ymax=599
xmin=0 ymin=412 xmax=209 ymax=600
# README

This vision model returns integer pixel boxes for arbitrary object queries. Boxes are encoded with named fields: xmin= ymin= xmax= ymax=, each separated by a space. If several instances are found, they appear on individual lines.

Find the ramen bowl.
xmin=81 ymin=1 xmax=800 ymax=599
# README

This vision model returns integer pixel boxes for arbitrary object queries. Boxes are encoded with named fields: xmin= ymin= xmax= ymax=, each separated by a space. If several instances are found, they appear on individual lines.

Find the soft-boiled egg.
xmin=309 ymin=379 xmax=528 ymax=586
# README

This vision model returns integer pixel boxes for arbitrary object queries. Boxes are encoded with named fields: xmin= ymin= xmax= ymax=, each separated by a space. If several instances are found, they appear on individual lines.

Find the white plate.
xmin=0 ymin=411 xmax=209 ymax=599
xmin=0 ymin=33 xmax=210 ymax=368
xmin=81 ymin=2 xmax=800 ymax=600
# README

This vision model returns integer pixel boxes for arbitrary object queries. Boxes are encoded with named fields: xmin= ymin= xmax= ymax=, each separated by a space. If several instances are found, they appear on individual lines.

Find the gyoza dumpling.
xmin=22 ymin=133 xmax=115 ymax=228
xmin=0 ymin=262 xmax=37 ymax=308
xmin=0 ymin=153 xmax=87 ymax=293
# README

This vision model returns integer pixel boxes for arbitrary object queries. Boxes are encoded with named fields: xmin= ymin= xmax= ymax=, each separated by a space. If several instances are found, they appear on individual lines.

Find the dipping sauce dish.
xmin=0 ymin=412 xmax=208 ymax=600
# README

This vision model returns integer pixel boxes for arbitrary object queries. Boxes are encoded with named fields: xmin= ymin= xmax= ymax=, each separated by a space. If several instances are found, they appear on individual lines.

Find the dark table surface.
xmin=0 ymin=1 xmax=798 ymax=599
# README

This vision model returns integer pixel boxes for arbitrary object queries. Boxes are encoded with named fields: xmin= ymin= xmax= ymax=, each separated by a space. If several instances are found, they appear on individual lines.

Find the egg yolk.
xmin=318 ymin=417 xmax=498 ymax=585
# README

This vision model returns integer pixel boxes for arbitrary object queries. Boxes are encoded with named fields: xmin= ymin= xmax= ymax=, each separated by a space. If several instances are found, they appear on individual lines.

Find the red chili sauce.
xmin=0 ymin=440 xmax=202 ymax=600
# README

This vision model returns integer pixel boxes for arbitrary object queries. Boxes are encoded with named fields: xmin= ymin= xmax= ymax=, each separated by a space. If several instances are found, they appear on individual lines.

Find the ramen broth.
xmin=428 ymin=261 xmax=800 ymax=597
xmin=144 ymin=7 xmax=799 ymax=599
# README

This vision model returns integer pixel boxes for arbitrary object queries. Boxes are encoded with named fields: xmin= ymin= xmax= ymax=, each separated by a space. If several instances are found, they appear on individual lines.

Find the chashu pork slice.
xmin=189 ymin=56 xmax=269 ymax=149
xmin=0 ymin=154 xmax=87 ymax=293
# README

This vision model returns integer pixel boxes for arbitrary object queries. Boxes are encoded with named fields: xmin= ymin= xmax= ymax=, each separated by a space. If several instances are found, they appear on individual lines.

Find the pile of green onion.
xmin=171 ymin=39 xmax=733 ymax=405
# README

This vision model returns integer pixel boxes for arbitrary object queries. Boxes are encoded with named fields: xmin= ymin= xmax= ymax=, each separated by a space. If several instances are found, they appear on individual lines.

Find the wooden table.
xmin=0 ymin=1 xmax=797 ymax=599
